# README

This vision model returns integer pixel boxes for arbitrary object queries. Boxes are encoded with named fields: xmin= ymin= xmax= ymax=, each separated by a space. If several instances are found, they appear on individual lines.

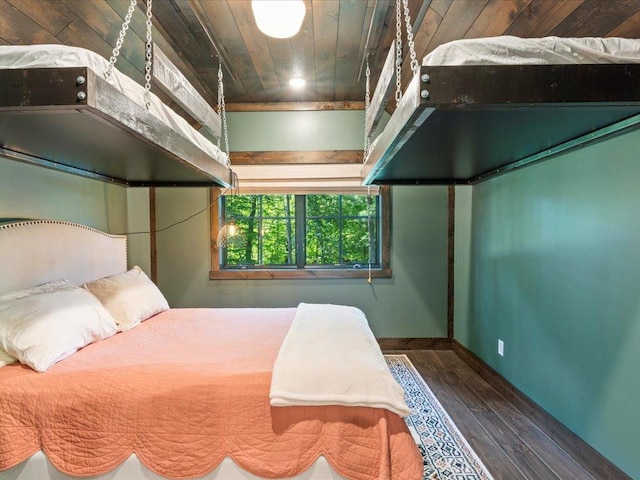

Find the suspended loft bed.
xmin=362 ymin=20 xmax=640 ymax=186
xmin=0 ymin=1 xmax=233 ymax=188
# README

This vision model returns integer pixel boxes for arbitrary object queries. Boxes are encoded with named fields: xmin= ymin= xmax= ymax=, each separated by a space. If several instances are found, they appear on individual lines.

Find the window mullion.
xmin=285 ymin=195 xmax=293 ymax=264
xmin=295 ymin=195 xmax=305 ymax=269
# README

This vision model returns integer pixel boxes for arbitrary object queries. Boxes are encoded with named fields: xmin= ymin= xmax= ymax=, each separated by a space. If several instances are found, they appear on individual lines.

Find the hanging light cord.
xmin=118 ymin=172 xmax=238 ymax=236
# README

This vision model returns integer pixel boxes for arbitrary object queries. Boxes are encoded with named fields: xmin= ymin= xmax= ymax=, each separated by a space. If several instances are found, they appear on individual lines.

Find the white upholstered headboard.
xmin=0 ymin=220 xmax=127 ymax=295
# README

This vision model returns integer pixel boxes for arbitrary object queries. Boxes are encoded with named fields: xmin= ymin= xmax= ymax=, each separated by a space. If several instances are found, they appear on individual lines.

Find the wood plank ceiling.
xmin=2 ymin=0 xmax=640 ymax=111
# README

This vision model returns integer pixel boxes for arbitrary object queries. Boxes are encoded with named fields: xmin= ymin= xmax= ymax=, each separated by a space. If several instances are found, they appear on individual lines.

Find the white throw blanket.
xmin=270 ymin=303 xmax=411 ymax=417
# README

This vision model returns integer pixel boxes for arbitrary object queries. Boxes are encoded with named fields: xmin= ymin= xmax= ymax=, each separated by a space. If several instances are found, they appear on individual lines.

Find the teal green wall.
xmin=0 ymin=157 xmax=151 ymax=270
xmin=125 ymin=188 xmax=152 ymax=273
xmin=146 ymin=109 xmax=447 ymax=337
xmin=453 ymin=185 xmax=472 ymax=344
xmin=457 ymin=129 xmax=640 ymax=478
xmin=154 ymin=185 xmax=448 ymax=337
xmin=227 ymin=111 xmax=364 ymax=150
xmin=0 ymin=158 xmax=126 ymax=233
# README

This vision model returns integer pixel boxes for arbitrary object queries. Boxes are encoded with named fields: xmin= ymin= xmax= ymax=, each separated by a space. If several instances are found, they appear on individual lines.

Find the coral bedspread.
xmin=0 ymin=308 xmax=422 ymax=480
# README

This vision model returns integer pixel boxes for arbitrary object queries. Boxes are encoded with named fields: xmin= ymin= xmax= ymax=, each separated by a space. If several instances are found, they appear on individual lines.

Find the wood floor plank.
xmin=426 ymin=352 xmax=563 ymax=480
xmin=452 ymin=342 xmax=633 ymax=480
xmin=406 ymin=351 xmax=528 ymax=480
xmin=385 ymin=350 xmax=631 ymax=480
xmin=439 ymin=351 xmax=599 ymax=480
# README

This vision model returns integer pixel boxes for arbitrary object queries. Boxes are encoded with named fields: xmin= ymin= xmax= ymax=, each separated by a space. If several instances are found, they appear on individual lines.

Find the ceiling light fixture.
xmin=251 ymin=0 xmax=306 ymax=39
xmin=289 ymin=77 xmax=306 ymax=89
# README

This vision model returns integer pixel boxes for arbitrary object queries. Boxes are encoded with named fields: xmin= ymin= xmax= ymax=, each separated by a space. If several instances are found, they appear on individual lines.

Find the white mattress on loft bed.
xmin=423 ymin=36 xmax=640 ymax=66
xmin=0 ymin=44 xmax=229 ymax=166
xmin=364 ymin=36 xmax=640 ymax=168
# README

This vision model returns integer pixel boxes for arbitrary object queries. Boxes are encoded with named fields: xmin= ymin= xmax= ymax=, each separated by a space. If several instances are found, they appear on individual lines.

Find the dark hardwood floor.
xmin=386 ymin=350 xmax=631 ymax=480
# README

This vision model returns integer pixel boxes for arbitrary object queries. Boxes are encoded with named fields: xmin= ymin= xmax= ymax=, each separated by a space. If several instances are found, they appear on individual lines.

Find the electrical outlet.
xmin=498 ymin=339 xmax=504 ymax=357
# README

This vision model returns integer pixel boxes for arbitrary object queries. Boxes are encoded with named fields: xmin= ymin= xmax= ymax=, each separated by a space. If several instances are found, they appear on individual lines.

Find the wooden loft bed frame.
xmin=0 ymin=45 xmax=233 ymax=188
xmin=362 ymin=48 xmax=640 ymax=186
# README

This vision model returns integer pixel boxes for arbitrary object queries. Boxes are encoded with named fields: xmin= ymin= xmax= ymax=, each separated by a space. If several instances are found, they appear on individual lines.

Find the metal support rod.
xmin=470 ymin=112 xmax=640 ymax=184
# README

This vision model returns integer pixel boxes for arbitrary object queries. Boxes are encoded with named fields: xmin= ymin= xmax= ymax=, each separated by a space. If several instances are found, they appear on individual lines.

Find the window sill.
xmin=209 ymin=268 xmax=392 ymax=280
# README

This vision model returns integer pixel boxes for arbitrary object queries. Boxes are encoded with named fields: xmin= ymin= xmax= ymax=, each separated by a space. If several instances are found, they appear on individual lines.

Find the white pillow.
xmin=0 ymin=279 xmax=68 ymax=302
xmin=0 ymin=348 xmax=17 ymax=367
xmin=84 ymin=266 xmax=169 ymax=331
xmin=0 ymin=285 xmax=119 ymax=372
xmin=0 ymin=280 xmax=69 ymax=369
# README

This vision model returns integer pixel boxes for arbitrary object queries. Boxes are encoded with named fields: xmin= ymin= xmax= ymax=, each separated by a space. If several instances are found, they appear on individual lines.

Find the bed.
xmin=362 ymin=36 xmax=640 ymax=185
xmin=0 ymin=45 xmax=233 ymax=187
xmin=0 ymin=220 xmax=422 ymax=480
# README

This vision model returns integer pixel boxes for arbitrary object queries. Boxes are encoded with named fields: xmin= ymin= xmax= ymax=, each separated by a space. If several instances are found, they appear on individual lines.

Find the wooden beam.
xmin=447 ymin=185 xmax=455 ymax=339
xmin=209 ymin=268 xmax=391 ymax=280
xmin=361 ymin=74 xmax=434 ymax=185
xmin=230 ymin=150 xmax=363 ymax=165
xmin=378 ymin=337 xmax=452 ymax=350
xmin=231 ymin=164 xmax=363 ymax=186
xmin=152 ymin=44 xmax=221 ymax=140
xmin=226 ymin=101 xmax=365 ymax=112
xmin=149 ymin=187 xmax=157 ymax=284
xmin=210 ymin=187 xmax=222 ymax=261
xmin=380 ymin=185 xmax=391 ymax=278
xmin=366 ymin=40 xmax=395 ymax=137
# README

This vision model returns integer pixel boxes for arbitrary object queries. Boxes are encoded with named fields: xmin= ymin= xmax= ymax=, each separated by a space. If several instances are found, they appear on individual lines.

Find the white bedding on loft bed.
xmin=364 ymin=36 xmax=640 ymax=166
xmin=423 ymin=35 xmax=640 ymax=66
xmin=0 ymin=44 xmax=229 ymax=166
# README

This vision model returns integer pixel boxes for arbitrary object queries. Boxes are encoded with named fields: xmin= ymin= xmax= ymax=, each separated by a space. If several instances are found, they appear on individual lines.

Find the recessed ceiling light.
xmin=289 ymin=77 xmax=306 ymax=89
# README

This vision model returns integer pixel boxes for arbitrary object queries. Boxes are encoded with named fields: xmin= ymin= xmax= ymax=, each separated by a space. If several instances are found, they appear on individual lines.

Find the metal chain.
xmin=402 ymin=0 xmax=419 ymax=76
xmin=144 ymin=0 xmax=153 ymax=110
xmin=363 ymin=56 xmax=371 ymax=160
xmin=218 ymin=62 xmax=230 ymax=157
xmin=394 ymin=0 xmax=402 ymax=103
xmin=104 ymin=0 xmax=137 ymax=79
xmin=217 ymin=67 xmax=222 ymax=151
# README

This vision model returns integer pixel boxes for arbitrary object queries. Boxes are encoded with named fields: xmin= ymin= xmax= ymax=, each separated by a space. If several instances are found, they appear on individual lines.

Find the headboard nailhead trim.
xmin=0 ymin=220 xmax=128 ymax=247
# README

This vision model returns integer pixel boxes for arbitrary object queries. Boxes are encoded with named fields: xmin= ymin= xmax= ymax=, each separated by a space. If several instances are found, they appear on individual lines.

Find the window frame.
xmin=209 ymin=186 xmax=391 ymax=280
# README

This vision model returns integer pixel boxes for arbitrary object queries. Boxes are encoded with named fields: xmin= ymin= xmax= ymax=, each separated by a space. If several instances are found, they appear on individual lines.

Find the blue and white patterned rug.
xmin=385 ymin=354 xmax=495 ymax=480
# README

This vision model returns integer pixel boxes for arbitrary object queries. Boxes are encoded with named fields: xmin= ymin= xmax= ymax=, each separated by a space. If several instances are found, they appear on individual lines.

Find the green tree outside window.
xmin=223 ymin=194 xmax=380 ymax=269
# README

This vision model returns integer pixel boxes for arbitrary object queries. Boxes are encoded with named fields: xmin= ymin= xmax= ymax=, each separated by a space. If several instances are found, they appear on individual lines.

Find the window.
xmin=210 ymin=187 xmax=390 ymax=280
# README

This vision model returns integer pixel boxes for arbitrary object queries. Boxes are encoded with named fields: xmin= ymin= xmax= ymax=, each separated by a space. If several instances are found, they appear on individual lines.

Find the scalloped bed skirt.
xmin=0 ymin=453 xmax=345 ymax=480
